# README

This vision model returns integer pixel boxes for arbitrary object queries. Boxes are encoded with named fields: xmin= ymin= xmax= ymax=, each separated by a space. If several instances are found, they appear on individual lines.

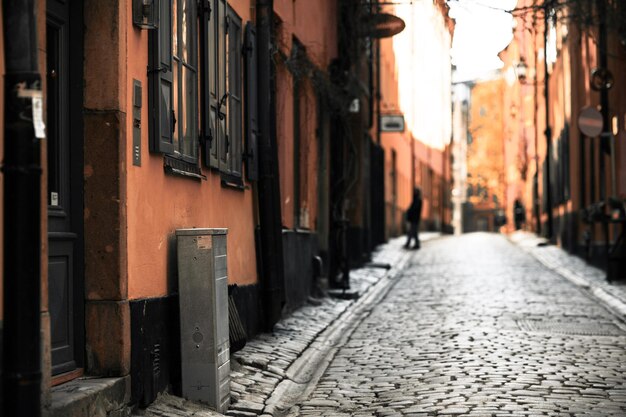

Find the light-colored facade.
xmin=377 ymin=0 xmax=455 ymax=236
xmin=500 ymin=0 xmax=626 ymax=275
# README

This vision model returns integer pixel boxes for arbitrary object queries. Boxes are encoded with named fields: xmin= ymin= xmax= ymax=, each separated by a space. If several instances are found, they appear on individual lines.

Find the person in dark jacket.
xmin=513 ymin=199 xmax=525 ymax=230
xmin=404 ymin=187 xmax=423 ymax=249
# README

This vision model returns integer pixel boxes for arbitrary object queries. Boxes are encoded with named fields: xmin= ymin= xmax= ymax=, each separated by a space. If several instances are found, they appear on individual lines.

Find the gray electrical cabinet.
xmin=176 ymin=228 xmax=230 ymax=412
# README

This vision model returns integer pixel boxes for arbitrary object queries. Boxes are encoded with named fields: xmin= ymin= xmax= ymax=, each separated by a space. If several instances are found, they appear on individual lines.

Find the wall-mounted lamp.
xmin=133 ymin=0 xmax=158 ymax=30
xmin=514 ymin=58 xmax=541 ymax=86
xmin=515 ymin=59 xmax=528 ymax=83
xmin=590 ymin=67 xmax=614 ymax=91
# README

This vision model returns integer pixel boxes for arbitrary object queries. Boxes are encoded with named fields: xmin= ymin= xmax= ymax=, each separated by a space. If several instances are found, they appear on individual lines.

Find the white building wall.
xmin=393 ymin=2 xmax=453 ymax=151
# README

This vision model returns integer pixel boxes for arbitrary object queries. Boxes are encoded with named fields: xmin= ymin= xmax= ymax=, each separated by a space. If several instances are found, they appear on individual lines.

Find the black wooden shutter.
xmin=244 ymin=22 xmax=259 ymax=181
xmin=207 ymin=0 xmax=220 ymax=168
xmin=228 ymin=8 xmax=243 ymax=178
xmin=200 ymin=0 xmax=213 ymax=166
xmin=148 ymin=0 xmax=175 ymax=154
xmin=217 ymin=0 xmax=228 ymax=173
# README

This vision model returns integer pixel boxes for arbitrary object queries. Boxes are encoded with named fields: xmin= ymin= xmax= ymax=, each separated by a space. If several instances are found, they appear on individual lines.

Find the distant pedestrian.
xmin=513 ymin=199 xmax=525 ymax=230
xmin=404 ymin=187 xmax=423 ymax=249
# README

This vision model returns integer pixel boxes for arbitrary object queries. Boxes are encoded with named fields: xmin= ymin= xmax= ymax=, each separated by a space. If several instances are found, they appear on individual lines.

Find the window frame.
xmin=226 ymin=5 xmax=243 ymax=179
xmin=148 ymin=0 xmax=200 ymax=170
xmin=200 ymin=0 xmax=244 ymax=183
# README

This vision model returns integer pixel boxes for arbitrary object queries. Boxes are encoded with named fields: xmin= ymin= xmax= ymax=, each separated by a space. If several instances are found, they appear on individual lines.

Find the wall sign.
xmin=578 ymin=106 xmax=603 ymax=137
xmin=360 ymin=13 xmax=406 ymax=39
xmin=380 ymin=115 xmax=405 ymax=132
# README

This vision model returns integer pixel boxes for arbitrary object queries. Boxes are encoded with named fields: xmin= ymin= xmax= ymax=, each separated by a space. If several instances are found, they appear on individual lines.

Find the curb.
xmin=261 ymin=247 xmax=415 ymax=416
xmin=508 ymin=232 xmax=626 ymax=320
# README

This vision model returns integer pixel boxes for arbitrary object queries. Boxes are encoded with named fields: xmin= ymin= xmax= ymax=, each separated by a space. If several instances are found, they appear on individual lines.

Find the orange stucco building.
xmin=377 ymin=1 xmax=455 ymax=238
xmin=500 ymin=0 xmax=626 ymax=277
xmin=464 ymin=76 xmax=507 ymax=232
xmin=0 ymin=0 xmax=341 ymax=412
xmin=0 ymin=1 xmax=455 ymax=415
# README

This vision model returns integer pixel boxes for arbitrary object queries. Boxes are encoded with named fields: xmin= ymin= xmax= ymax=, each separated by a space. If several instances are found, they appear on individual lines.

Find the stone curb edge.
xmin=508 ymin=234 xmax=626 ymax=320
xmin=257 ymin=246 xmax=416 ymax=416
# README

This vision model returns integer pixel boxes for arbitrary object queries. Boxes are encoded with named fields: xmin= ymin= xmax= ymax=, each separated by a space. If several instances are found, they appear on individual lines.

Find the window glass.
xmin=182 ymin=65 xmax=197 ymax=158
xmin=172 ymin=0 xmax=178 ymax=56
xmin=172 ymin=59 xmax=180 ymax=151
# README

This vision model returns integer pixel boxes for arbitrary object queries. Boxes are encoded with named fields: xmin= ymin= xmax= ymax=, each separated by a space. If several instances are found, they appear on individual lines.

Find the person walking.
xmin=404 ymin=188 xmax=423 ymax=249
xmin=513 ymin=199 xmax=526 ymax=230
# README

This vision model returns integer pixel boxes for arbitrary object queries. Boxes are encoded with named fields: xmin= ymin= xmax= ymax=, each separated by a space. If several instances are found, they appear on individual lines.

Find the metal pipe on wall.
xmin=1 ymin=0 xmax=42 ymax=415
xmin=255 ymin=0 xmax=286 ymax=330
xmin=597 ymin=0 xmax=611 ymax=279
xmin=543 ymin=4 xmax=554 ymax=240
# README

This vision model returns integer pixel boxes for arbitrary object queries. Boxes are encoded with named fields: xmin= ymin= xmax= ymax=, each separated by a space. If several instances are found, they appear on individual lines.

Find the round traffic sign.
xmin=578 ymin=106 xmax=603 ymax=137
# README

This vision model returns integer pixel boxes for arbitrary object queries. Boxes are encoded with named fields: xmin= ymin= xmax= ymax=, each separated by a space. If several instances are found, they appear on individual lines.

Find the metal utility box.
xmin=176 ymin=228 xmax=230 ymax=412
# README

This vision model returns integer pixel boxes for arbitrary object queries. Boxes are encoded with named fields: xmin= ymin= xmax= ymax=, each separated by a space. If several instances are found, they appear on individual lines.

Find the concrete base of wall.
xmin=130 ymin=296 xmax=180 ymax=407
xmin=283 ymin=230 xmax=319 ymax=312
xmin=44 ymin=376 xmax=131 ymax=417
xmin=231 ymin=283 xmax=262 ymax=342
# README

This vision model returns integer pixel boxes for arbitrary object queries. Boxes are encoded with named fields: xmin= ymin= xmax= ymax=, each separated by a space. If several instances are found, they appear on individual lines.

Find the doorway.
xmin=46 ymin=0 xmax=84 ymax=377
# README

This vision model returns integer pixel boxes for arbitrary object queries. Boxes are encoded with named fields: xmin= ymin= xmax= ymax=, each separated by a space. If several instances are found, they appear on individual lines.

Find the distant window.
xmin=148 ymin=0 xmax=199 ymax=172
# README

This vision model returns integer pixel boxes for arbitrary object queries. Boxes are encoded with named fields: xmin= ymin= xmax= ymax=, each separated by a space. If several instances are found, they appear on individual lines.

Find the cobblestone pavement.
xmin=510 ymin=231 xmax=626 ymax=318
xmin=294 ymin=233 xmax=626 ymax=416
xmin=134 ymin=234 xmax=439 ymax=417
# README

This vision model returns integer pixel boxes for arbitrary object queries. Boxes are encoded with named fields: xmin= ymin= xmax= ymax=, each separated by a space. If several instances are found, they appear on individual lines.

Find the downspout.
xmin=376 ymin=38 xmax=381 ymax=146
xmin=256 ymin=0 xmax=286 ymax=330
xmin=1 ymin=0 xmax=42 ymax=416
xmin=597 ymin=0 xmax=611 ymax=278
xmin=543 ymin=5 xmax=554 ymax=240
xmin=532 ymin=16 xmax=541 ymax=235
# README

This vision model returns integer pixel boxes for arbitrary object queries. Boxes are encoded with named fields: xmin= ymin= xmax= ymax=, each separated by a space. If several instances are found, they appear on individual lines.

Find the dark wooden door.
xmin=47 ymin=0 xmax=84 ymax=376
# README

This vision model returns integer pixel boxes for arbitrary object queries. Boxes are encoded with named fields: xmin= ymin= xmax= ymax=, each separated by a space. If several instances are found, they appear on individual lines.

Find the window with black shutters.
xmin=199 ymin=1 xmax=245 ymax=184
xmin=149 ymin=0 xmax=251 ymax=182
xmin=149 ymin=0 xmax=199 ymax=173
xmin=226 ymin=7 xmax=243 ymax=179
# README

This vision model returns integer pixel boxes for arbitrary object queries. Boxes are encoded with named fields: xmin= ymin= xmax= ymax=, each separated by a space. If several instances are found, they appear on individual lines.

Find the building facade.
xmin=1 ymin=0 xmax=455 ymax=415
xmin=499 ymin=0 xmax=626 ymax=276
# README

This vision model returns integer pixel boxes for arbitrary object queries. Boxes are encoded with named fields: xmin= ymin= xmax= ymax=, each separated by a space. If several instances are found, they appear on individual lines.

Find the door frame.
xmin=46 ymin=0 xmax=85 ymax=379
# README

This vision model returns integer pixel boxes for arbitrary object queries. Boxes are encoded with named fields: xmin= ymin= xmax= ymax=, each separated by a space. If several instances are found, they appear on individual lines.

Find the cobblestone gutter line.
xmin=509 ymin=231 xmax=626 ymax=318
xmin=227 ymin=236 xmax=437 ymax=416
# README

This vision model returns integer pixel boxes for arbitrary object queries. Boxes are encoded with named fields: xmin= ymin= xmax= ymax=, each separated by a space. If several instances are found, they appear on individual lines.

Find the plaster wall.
xmin=124 ymin=0 xmax=258 ymax=300
xmin=0 ymin=7 xmax=4 ymax=321
xmin=274 ymin=0 xmax=337 ymax=231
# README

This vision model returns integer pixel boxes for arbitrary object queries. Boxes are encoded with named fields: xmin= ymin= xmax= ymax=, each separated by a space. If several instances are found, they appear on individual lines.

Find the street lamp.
xmin=513 ymin=56 xmax=543 ymax=235
xmin=133 ymin=0 xmax=158 ymax=30
xmin=514 ymin=58 xmax=540 ymax=86
xmin=515 ymin=59 xmax=528 ymax=84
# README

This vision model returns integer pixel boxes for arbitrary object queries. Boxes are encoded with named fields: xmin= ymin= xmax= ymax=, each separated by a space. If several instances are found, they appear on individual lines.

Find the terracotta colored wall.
xmin=502 ymin=2 xmax=626 ymax=245
xmin=377 ymin=9 xmax=453 ymax=235
xmin=275 ymin=59 xmax=295 ymax=228
xmin=125 ymin=0 xmax=258 ymax=299
xmin=273 ymin=0 xmax=337 ymax=231
xmin=467 ymin=78 xmax=506 ymax=215
xmin=381 ymin=132 xmax=412 ymax=236
xmin=300 ymin=79 xmax=319 ymax=229
xmin=0 ymin=6 xmax=4 ymax=321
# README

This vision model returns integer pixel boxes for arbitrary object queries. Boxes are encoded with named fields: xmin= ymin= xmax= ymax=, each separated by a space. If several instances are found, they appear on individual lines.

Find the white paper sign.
xmin=32 ymin=96 xmax=46 ymax=139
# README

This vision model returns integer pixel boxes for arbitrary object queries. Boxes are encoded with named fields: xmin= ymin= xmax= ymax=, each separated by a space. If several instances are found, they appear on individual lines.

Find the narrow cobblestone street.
xmin=293 ymin=233 xmax=626 ymax=416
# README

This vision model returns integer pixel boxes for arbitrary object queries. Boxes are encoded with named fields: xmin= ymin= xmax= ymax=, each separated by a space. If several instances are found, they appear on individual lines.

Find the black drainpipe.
xmin=256 ymin=0 xmax=286 ymax=330
xmin=2 ymin=0 xmax=42 ymax=416
xmin=597 ymin=0 xmax=611 ymax=278
xmin=543 ymin=4 xmax=554 ymax=241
